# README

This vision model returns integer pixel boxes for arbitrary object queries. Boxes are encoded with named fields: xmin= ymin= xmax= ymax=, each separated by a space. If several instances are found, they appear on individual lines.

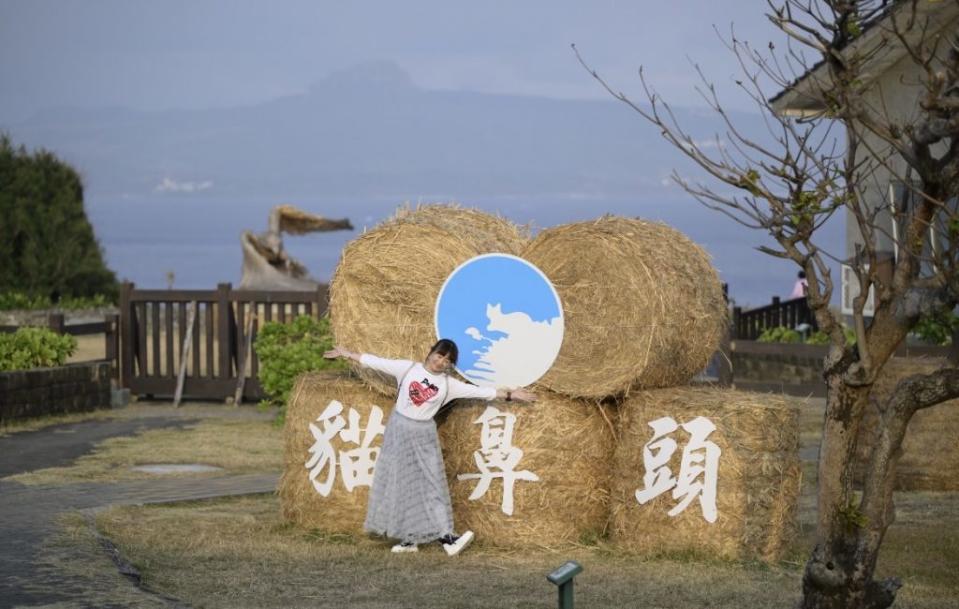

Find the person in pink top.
xmin=324 ymin=338 xmax=536 ymax=556
xmin=790 ymin=270 xmax=809 ymax=299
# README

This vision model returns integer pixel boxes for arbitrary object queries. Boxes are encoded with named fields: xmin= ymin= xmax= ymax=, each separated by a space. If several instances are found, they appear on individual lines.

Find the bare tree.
xmin=577 ymin=1 xmax=959 ymax=608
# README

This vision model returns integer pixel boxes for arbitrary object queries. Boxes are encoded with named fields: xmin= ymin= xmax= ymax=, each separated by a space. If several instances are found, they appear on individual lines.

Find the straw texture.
xmin=855 ymin=356 xmax=959 ymax=491
xmin=609 ymin=387 xmax=801 ymax=562
xmin=522 ymin=216 xmax=727 ymax=399
xmin=438 ymin=393 xmax=615 ymax=548
xmin=279 ymin=371 xmax=394 ymax=534
xmin=329 ymin=203 xmax=529 ymax=396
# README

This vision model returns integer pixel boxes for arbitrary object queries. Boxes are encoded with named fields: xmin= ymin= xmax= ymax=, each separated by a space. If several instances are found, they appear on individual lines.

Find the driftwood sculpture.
xmin=239 ymin=204 xmax=352 ymax=290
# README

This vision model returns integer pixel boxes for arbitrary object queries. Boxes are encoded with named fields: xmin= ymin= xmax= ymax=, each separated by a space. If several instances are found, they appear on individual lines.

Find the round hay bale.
xmin=855 ymin=357 xmax=959 ymax=491
xmin=609 ymin=387 xmax=800 ymax=562
xmin=329 ymin=203 xmax=529 ymax=395
xmin=279 ymin=370 xmax=395 ymax=534
xmin=437 ymin=392 xmax=615 ymax=548
xmin=522 ymin=216 xmax=727 ymax=399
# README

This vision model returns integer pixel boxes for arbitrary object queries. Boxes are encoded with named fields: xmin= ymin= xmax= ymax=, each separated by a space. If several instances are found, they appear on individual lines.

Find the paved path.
xmin=0 ymin=406 xmax=279 ymax=608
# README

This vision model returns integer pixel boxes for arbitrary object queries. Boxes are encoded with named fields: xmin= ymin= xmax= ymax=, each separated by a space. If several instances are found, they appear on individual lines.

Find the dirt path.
xmin=0 ymin=405 xmax=279 ymax=608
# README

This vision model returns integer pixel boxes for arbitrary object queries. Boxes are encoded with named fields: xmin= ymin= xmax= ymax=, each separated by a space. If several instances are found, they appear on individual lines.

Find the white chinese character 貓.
xmin=457 ymin=405 xmax=539 ymax=515
xmin=305 ymin=400 xmax=386 ymax=496
xmin=634 ymin=415 xmax=721 ymax=523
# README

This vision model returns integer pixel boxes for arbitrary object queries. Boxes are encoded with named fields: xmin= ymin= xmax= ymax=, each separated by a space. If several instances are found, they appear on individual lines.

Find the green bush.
xmin=758 ymin=325 xmax=857 ymax=346
xmin=913 ymin=310 xmax=959 ymax=346
xmin=804 ymin=330 xmax=831 ymax=345
xmin=254 ymin=316 xmax=347 ymax=417
xmin=0 ymin=327 xmax=77 ymax=371
xmin=0 ymin=291 xmax=115 ymax=311
xmin=0 ymin=292 xmax=51 ymax=311
xmin=58 ymin=294 xmax=114 ymax=310
xmin=757 ymin=326 xmax=802 ymax=343
xmin=805 ymin=328 xmax=856 ymax=346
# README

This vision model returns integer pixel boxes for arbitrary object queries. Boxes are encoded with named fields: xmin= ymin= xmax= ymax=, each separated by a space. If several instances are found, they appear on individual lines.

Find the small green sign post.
xmin=547 ymin=560 xmax=583 ymax=609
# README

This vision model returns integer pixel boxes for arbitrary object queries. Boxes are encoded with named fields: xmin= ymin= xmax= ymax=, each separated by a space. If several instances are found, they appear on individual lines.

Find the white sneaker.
xmin=391 ymin=541 xmax=418 ymax=553
xmin=441 ymin=531 xmax=474 ymax=556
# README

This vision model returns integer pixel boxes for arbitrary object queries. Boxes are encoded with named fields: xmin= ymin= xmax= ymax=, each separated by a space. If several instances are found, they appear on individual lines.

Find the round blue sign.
xmin=434 ymin=253 xmax=564 ymax=388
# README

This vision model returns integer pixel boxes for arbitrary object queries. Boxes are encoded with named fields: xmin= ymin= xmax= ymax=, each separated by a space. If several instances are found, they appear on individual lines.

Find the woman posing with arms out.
xmin=324 ymin=338 xmax=536 ymax=556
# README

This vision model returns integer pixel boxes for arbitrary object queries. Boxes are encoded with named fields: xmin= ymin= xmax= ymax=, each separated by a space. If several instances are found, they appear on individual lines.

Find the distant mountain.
xmin=4 ymin=61 xmax=765 ymax=201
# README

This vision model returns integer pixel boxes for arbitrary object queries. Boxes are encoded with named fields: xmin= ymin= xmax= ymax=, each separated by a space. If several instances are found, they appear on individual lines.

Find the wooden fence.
xmin=119 ymin=282 xmax=327 ymax=401
xmin=731 ymin=295 xmax=818 ymax=340
xmin=0 ymin=313 xmax=120 ymax=375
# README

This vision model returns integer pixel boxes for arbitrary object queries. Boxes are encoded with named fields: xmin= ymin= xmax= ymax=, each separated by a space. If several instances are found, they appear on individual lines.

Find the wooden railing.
xmin=0 ymin=313 xmax=120 ymax=376
xmin=119 ymin=282 xmax=327 ymax=401
xmin=731 ymin=295 xmax=818 ymax=340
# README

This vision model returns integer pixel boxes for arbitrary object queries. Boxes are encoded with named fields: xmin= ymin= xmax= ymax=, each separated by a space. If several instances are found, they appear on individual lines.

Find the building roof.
xmin=769 ymin=0 xmax=959 ymax=116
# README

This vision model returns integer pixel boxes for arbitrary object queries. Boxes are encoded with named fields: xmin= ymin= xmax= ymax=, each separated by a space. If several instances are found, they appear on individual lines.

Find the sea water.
xmin=86 ymin=193 xmax=843 ymax=308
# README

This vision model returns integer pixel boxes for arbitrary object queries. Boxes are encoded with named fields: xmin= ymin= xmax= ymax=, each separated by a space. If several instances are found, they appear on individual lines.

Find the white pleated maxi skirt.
xmin=364 ymin=411 xmax=454 ymax=544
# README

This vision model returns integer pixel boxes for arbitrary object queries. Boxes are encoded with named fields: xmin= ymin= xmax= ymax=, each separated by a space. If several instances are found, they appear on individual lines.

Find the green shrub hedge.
xmin=0 ymin=291 xmax=114 ymax=311
xmin=757 ymin=325 xmax=856 ymax=346
xmin=0 ymin=327 xmax=77 ymax=371
xmin=254 ymin=316 xmax=347 ymax=418
xmin=913 ymin=310 xmax=959 ymax=345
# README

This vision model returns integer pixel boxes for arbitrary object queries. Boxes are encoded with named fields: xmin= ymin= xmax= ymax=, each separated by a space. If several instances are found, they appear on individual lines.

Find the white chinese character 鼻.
xmin=457 ymin=406 xmax=539 ymax=515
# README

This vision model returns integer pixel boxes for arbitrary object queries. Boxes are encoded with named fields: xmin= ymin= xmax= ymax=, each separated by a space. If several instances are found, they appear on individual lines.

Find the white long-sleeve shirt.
xmin=359 ymin=353 xmax=497 ymax=420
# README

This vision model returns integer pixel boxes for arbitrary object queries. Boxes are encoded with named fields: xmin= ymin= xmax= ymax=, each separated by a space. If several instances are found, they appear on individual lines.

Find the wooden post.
xmin=173 ymin=301 xmax=197 ymax=407
xmin=151 ymin=302 xmax=160 ymax=377
xmin=217 ymin=283 xmax=232 ymax=380
xmin=119 ymin=282 xmax=134 ymax=389
xmin=233 ymin=313 xmax=256 ymax=406
xmin=165 ymin=303 xmax=174 ymax=377
xmin=104 ymin=313 xmax=120 ymax=380
xmin=315 ymin=284 xmax=328 ymax=317
xmin=47 ymin=313 xmax=65 ymax=334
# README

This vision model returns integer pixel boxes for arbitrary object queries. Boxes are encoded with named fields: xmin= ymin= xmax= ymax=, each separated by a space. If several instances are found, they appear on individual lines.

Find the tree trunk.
xmin=800 ymin=374 xmax=915 ymax=609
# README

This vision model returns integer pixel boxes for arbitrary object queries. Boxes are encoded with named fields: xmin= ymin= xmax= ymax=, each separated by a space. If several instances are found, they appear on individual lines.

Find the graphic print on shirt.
xmin=408 ymin=378 xmax=440 ymax=406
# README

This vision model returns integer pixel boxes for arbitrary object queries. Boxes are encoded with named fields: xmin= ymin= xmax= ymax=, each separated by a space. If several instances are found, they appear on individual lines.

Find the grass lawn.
xmin=7 ymin=418 xmax=282 ymax=485
xmin=94 ymin=490 xmax=959 ymax=609
xmin=2 ymin=403 xmax=281 ymax=484
xmin=24 ymin=396 xmax=958 ymax=607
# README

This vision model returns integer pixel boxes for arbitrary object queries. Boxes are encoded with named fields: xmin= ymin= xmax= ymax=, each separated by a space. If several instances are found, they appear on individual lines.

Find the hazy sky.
xmin=1 ymin=1 xmax=830 ymax=305
xmin=0 ymin=1 xmax=775 ymax=121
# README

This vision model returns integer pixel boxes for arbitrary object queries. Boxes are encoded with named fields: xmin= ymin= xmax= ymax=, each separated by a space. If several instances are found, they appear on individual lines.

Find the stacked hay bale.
xmin=522 ymin=216 xmax=728 ymax=398
xmin=608 ymin=387 xmax=801 ymax=561
xmin=438 ymin=394 xmax=615 ymax=548
xmin=329 ymin=204 xmax=529 ymax=395
xmin=279 ymin=371 xmax=394 ymax=534
xmin=855 ymin=357 xmax=959 ymax=491
xmin=284 ymin=208 xmax=799 ymax=561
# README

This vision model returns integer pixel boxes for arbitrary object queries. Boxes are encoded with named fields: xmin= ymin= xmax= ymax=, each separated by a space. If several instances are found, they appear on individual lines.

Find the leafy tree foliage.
xmin=0 ymin=133 xmax=117 ymax=302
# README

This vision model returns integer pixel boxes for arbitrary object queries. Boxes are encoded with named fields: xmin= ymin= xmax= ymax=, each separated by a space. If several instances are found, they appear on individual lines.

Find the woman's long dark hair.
xmin=428 ymin=338 xmax=459 ymax=367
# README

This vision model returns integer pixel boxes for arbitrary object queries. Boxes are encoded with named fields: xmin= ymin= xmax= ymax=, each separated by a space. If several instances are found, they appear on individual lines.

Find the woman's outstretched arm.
xmin=495 ymin=388 xmax=536 ymax=403
xmin=323 ymin=345 xmax=362 ymax=363
xmin=324 ymin=346 xmax=414 ymax=380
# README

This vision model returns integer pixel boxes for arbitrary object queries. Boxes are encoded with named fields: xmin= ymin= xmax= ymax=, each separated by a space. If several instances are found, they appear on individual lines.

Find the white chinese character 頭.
xmin=633 ymin=415 xmax=721 ymax=523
